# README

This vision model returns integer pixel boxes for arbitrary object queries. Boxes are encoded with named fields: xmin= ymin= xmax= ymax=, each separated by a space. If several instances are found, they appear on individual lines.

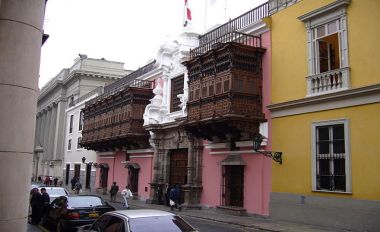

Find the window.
xmin=79 ymin=111 xmax=84 ymax=131
xmin=298 ymin=0 xmax=350 ymax=95
xmin=312 ymin=119 xmax=350 ymax=193
xmin=170 ymin=75 xmax=184 ymax=112
xmin=77 ymin=137 xmax=82 ymax=149
xmin=69 ymin=115 xmax=74 ymax=133
xmin=314 ymin=21 xmax=340 ymax=74
xmin=68 ymin=139 xmax=72 ymax=151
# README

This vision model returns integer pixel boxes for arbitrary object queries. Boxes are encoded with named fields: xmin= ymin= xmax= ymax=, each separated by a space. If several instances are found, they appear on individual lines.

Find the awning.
xmin=220 ymin=155 xmax=246 ymax=166
xmin=125 ymin=163 xmax=140 ymax=169
xmin=99 ymin=163 xmax=109 ymax=169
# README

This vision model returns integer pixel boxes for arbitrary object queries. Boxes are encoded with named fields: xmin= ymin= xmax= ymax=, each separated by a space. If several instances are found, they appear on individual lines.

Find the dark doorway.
xmin=65 ymin=164 xmax=70 ymax=185
xmin=222 ymin=165 xmax=244 ymax=207
xmin=85 ymin=164 xmax=91 ymax=189
xmin=74 ymin=164 xmax=81 ymax=179
xmin=169 ymin=149 xmax=188 ymax=204
xmin=128 ymin=165 xmax=140 ymax=194
xmin=100 ymin=166 xmax=109 ymax=188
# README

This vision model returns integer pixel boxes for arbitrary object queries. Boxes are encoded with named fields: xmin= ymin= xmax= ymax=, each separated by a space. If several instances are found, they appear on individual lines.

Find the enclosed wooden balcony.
xmin=183 ymin=33 xmax=266 ymax=142
xmin=81 ymin=79 xmax=154 ymax=151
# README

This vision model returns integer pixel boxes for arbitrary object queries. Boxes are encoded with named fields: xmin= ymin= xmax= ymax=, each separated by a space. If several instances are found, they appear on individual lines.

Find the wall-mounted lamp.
xmin=253 ymin=133 xmax=283 ymax=164
xmin=82 ymin=157 xmax=93 ymax=166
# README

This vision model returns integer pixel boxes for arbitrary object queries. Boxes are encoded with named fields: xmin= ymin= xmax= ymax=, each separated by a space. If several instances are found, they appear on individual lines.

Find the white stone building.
xmin=34 ymin=55 xmax=128 ymax=184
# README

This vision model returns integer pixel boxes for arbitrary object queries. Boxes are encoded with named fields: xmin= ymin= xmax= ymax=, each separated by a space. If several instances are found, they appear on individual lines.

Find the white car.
xmin=78 ymin=209 xmax=198 ymax=232
xmin=38 ymin=187 xmax=69 ymax=202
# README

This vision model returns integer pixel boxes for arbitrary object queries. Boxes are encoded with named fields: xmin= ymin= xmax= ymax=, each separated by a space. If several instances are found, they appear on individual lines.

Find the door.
xmin=74 ymin=164 xmax=81 ymax=179
xmin=85 ymin=164 xmax=91 ymax=189
xmin=65 ymin=164 xmax=70 ymax=185
xmin=128 ymin=167 xmax=139 ymax=194
xmin=100 ymin=167 xmax=108 ymax=188
xmin=222 ymin=165 xmax=244 ymax=207
xmin=169 ymin=149 xmax=188 ymax=204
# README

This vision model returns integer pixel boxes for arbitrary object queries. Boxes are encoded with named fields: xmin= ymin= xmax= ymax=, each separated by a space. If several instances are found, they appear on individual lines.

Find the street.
xmin=29 ymin=197 xmax=263 ymax=232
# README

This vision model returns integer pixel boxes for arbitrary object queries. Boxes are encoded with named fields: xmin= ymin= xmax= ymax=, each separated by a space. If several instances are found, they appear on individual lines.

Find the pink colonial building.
xmin=82 ymin=2 xmax=276 ymax=216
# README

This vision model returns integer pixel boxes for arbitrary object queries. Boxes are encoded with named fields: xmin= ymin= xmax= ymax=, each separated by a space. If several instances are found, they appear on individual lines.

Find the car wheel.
xmin=56 ymin=220 xmax=64 ymax=232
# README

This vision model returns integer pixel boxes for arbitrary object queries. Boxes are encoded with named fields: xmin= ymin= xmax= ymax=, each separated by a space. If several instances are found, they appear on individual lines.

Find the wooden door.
xmin=223 ymin=165 xmax=244 ymax=207
xmin=128 ymin=167 xmax=139 ymax=194
xmin=169 ymin=149 xmax=188 ymax=185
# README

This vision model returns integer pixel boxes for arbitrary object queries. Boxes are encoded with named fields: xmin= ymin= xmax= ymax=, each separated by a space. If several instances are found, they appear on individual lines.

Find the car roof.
xmin=67 ymin=195 xmax=102 ymax=199
xmin=108 ymin=209 xmax=175 ymax=219
xmin=38 ymin=186 xmax=65 ymax=189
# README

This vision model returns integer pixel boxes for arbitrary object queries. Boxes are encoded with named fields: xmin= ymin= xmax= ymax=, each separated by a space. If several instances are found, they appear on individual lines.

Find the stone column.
xmin=0 ymin=0 xmax=46 ymax=230
xmin=148 ymin=137 xmax=164 ymax=204
xmin=183 ymin=137 xmax=203 ymax=208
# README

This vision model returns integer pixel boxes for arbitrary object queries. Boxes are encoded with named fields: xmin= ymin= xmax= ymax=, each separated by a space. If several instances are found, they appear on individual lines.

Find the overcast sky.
xmin=39 ymin=0 xmax=267 ymax=88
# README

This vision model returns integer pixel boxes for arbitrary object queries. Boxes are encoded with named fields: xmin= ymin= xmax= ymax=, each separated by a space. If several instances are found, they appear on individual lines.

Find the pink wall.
xmin=199 ymin=30 xmax=272 ymax=216
xmin=95 ymin=151 xmax=153 ymax=200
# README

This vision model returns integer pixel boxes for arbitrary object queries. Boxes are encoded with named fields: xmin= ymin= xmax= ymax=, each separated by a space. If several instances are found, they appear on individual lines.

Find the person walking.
xmin=30 ymin=188 xmax=43 ymax=225
xmin=71 ymin=176 xmax=77 ymax=191
xmin=53 ymin=177 xmax=58 ymax=187
xmin=40 ymin=188 xmax=50 ymax=224
xmin=74 ymin=179 xmax=82 ymax=194
xmin=121 ymin=185 xmax=133 ymax=208
xmin=110 ymin=182 xmax=119 ymax=202
xmin=169 ymin=184 xmax=182 ymax=211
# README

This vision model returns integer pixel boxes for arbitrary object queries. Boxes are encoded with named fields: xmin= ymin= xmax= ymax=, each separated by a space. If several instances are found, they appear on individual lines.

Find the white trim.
xmin=311 ymin=118 xmax=351 ymax=192
xmin=204 ymin=143 xmax=230 ymax=149
xmin=126 ymin=148 xmax=154 ymax=154
xmin=128 ymin=155 xmax=154 ymax=159
xmin=268 ymin=84 xmax=380 ymax=118
xmin=238 ymin=20 xmax=269 ymax=36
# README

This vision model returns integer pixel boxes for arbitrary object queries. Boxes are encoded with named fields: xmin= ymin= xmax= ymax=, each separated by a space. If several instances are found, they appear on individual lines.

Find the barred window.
xmin=313 ymin=120 xmax=350 ymax=192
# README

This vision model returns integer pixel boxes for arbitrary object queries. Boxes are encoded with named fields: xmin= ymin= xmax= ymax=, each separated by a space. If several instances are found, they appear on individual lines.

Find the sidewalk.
xmin=88 ymin=191 xmax=350 ymax=232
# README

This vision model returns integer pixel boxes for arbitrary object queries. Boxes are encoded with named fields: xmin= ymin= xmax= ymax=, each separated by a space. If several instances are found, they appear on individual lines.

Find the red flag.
xmin=185 ymin=0 xmax=192 ymax=21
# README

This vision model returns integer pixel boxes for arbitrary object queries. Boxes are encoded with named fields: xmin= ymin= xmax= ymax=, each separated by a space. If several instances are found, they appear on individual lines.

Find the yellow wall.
xmin=271 ymin=103 xmax=380 ymax=200
xmin=271 ymin=0 xmax=380 ymax=104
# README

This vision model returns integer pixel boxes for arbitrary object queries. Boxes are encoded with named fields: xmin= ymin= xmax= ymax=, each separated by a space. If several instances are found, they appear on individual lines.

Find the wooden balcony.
xmin=184 ymin=41 xmax=266 ymax=142
xmin=81 ymin=80 xmax=154 ymax=151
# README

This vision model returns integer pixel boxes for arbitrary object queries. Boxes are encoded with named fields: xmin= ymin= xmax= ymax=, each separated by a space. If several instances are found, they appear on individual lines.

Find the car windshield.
xmin=45 ymin=188 xmax=66 ymax=196
xmin=67 ymin=196 xmax=103 ymax=208
xmin=129 ymin=216 xmax=196 ymax=232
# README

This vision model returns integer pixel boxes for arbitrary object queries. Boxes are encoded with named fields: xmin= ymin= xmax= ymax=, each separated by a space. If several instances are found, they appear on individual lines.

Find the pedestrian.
xmin=71 ymin=176 xmax=77 ymax=191
xmin=165 ymin=184 xmax=171 ymax=207
xmin=169 ymin=184 xmax=182 ymax=211
xmin=44 ymin=176 xmax=50 ymax=186
xmin=110 ymin=182 xmax=119 ymax=202
xmin=74 ymin=179 xmax=82 ymax=194
xmin=38 ymin=176 xmax=42 ymax=183
xmin=30 ymin=188 xmax=43 ymax=225
xmin=121 ymin=185 xmax=133 ymax=208
xmin=40 ymin=188 xmax=50 ymax=224
xmin=53 ymin=177 xmax=58 ymax=187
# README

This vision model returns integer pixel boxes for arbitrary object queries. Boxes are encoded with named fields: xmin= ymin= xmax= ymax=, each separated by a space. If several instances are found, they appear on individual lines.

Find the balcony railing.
xmin=199 ymin=2 xmax=269 ymax=46
xmin=190 ymin=32 xmax=261 ymax=58
xmin=306 ymin=67 xmax=350 ymax=96
xmin=85 ymin=79 xmax=154 ymax=107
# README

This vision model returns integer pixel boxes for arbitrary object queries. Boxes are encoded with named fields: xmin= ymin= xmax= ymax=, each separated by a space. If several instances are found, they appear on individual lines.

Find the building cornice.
xmin=297 ymin=0 xmax=351 ymax=22
xmin=268 ymin=84 xmax=380 ymax=118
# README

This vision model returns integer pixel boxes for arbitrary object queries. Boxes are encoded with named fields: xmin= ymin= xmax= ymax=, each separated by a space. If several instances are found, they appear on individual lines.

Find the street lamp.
xmin=82 ymin=157 xmax=93 ymax=166
xmin=252 ymin=133 xmax=283 ymax=164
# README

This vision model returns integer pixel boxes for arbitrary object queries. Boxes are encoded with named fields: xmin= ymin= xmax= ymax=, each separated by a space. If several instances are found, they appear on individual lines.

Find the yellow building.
xmin=267 ymin=0 xmax=380 ymax=231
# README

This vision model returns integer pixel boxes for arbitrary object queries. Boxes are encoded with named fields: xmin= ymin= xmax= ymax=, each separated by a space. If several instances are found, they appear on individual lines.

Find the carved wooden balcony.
xmin=81 ymin=80 xmax=154 ymax=151
xmin=184 ymin=38 xmax=266 ymax=142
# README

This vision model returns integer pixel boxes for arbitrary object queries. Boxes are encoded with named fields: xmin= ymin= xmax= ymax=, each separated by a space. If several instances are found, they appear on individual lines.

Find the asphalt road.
xmin=183 ymin=216 xmax=263 ymax=232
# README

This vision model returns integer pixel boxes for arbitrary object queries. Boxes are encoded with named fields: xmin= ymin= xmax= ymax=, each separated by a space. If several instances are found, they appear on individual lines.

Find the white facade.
xmin=63 ymin=89 xmax=100 ymax=190
xmin=34 ymin=55 xmax=128 ymax=183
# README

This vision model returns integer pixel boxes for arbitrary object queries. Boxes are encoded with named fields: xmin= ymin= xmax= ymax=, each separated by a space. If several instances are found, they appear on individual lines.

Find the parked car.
xmin=39 ymin=186 xmax=69 ymax=202
xmin=45 ymin=195 xmax=115 ymax=232
xmin=78 ymin=209 xmax=198 ymax=232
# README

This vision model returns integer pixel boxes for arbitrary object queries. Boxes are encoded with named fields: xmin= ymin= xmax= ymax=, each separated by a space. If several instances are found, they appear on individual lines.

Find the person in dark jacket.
xmin=71 ymin=176 xmax=77 ymax=191
xmin=40 ymin=188 xmax=50 ymax=224
xmin=30 ymin=188 xmax=43 ymax=225
xmin=110 ymin=182 xmax=119 ymax=202
xmin=169 ymin=184 xmax=182 ymax=211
